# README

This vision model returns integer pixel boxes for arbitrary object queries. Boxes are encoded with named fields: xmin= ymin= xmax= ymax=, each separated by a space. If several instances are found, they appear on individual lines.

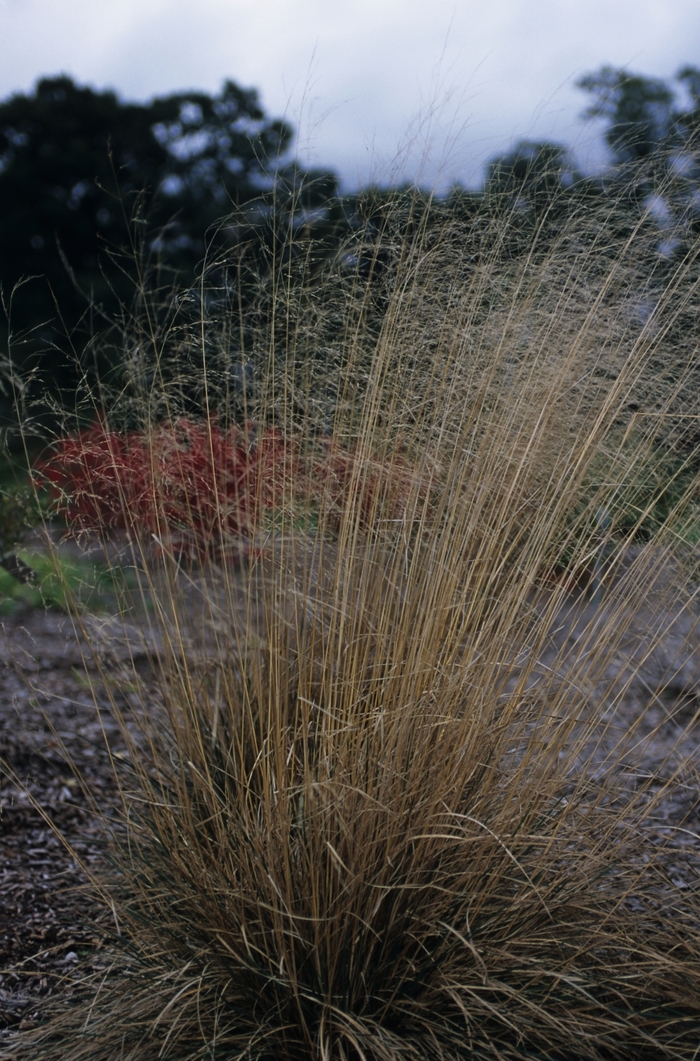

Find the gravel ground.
xmin=0 ymin=607 xmax=155 ymax=1037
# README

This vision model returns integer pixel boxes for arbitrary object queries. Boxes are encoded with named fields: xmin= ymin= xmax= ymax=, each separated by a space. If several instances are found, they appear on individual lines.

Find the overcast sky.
xmin=1 ymin=0 xmax=699 ymax=191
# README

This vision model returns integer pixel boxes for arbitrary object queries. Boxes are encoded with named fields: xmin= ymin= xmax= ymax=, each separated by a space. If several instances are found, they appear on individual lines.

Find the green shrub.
xmin=0 ymin=548 xmax=140 ymax=615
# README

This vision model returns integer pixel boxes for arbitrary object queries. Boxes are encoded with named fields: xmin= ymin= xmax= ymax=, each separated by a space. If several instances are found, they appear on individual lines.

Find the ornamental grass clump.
xmin=5 ymin=188 xmax=700 ymax=1059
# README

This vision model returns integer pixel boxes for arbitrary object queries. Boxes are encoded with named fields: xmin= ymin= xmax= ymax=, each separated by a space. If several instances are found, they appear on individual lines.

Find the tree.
xmin=675 ymin=65 xmax=700 ymax=141
xmin=575 ymin=65 xmax=700 ymax=252
xmin=0 ymin=75 xmax=339 ymax=430
xmin=485 ymin=140 xmax=583 ymax=209
xmin=577 ymin=66 xmax=675 ymax=165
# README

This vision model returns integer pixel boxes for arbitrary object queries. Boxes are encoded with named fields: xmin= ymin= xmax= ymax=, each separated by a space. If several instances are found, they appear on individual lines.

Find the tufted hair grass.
xmin=5 ymin=184 xmax=700 ymax=1060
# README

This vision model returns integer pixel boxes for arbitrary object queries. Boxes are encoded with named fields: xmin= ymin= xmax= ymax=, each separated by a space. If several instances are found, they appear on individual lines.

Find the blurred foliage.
xmin=0 ymin=75 xmax=342 ymax=430
xmin=0 ymin=484 xmax=43 ymax=556
xmin=0 ymin=547 xmax=141 ymax=615
xmin=578 ymin=67 xmax=676 ymax=164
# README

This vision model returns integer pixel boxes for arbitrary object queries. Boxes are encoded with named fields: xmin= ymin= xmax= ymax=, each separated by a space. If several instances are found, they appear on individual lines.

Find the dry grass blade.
xmin=4 ymin=188 xmax=700 ymax=1060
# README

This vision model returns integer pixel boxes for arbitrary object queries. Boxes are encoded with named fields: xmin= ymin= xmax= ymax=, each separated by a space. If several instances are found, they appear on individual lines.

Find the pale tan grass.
xmin=4 ymin=187 xmax=700 ymax=1060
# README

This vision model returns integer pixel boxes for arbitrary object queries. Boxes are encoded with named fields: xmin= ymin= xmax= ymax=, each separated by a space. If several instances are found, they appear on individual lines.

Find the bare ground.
xmin=0 ymin=606 xmax=156 ymax=1037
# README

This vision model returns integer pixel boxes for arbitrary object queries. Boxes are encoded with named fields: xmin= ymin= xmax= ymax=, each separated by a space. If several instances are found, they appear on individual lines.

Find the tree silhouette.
xmin=485 ymin=140 xmax=583 ymax=209
xmin=577 ymin=66 xmax=675 ymax=165
xmin=0 ymin=76 xmax=338 ymax=430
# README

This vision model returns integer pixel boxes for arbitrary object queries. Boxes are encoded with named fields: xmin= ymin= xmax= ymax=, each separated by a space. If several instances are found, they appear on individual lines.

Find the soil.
xmin=0 ymin=606 xmax=155 ymax=1038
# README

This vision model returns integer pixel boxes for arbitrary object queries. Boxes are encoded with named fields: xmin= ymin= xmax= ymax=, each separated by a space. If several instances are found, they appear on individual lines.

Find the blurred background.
xmin=1 ymin=0 xmax=700 ymax=436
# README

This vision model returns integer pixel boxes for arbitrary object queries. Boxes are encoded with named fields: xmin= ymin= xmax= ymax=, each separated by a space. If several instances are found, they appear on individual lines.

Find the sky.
xmin=1 ymin=0 xmax=699 ymax=191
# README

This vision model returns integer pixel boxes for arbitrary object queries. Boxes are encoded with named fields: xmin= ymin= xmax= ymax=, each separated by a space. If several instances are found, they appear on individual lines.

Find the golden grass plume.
xmin=5 ymin=188 xmax=700 ymax=1060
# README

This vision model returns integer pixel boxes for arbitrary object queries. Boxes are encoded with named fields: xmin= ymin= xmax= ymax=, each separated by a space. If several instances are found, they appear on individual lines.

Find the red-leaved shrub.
xmin=35 ymin=420 xmax=300 ymax=562
xmin=36 ymin=420 xmax=430 ymax=562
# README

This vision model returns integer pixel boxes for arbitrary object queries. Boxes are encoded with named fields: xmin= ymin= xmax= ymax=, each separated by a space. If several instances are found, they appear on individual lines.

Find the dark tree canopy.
xmin=0 ymin=75 xmax=339 ymax=427
xmin=675 ymin=65 xmax=700 ymax=140
xmin=572 ymin=65 xmax=700 ymax=245
xmin=0 ymin=75 xmax=299 ymax=290
xmin=577 ymin=66 xmax=675 ymax=164
xmin=5 ymin=63 xmax=700 ymax=436
xmin=577 ymin=64 xmax=700 ymax=165
xmin=485 ymin=140 xmax=583 ymax=209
